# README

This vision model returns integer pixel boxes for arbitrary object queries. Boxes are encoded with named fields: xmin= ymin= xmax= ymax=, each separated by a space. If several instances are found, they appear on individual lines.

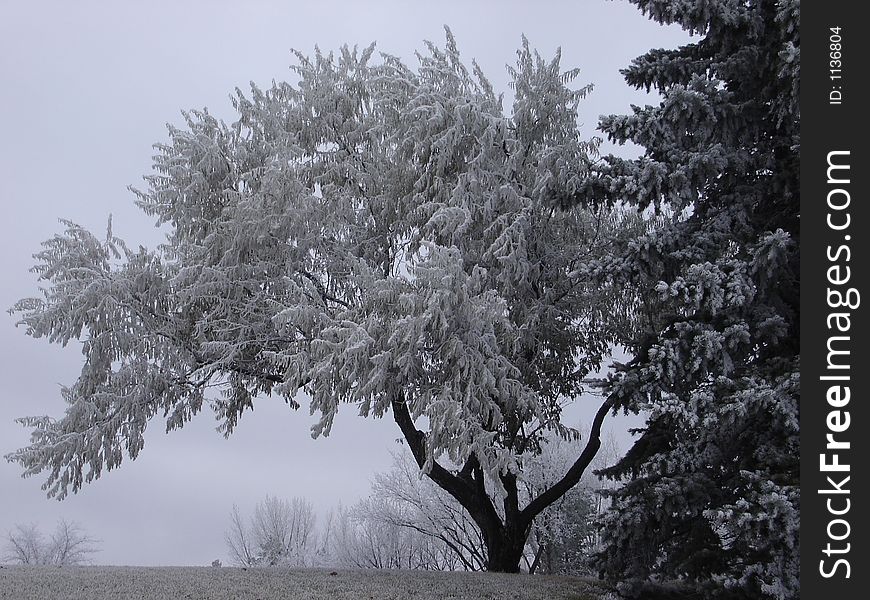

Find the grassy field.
xmin=0 ymin=566 xmax=608 ymax=600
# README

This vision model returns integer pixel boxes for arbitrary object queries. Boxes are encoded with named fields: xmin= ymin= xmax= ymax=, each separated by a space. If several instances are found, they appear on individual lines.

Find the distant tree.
xmin=327 ymin=500 xmax=460 ymax=571
xmin=3 ymin=519 xmax=99 ymax=566
xmin=7 ymin=31 xmax=642 ymax=573
xmin=3 ymin=523 xmax=44 ymax=566
xmin=570 ymin=0 xmax=800 ymax=598
xmin=225 ymin=496 xmax=316 ymax=567
xmin=310 ymin=506 xmax=336 ymax=568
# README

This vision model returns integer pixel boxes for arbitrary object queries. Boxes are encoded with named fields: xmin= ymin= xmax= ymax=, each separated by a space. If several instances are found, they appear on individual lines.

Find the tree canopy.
xmin=8 ymin=30 xmax=637 ymax=573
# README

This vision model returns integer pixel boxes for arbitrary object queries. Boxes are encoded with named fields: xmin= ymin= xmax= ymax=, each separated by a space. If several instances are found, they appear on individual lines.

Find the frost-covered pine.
xmin=571 ymin=1 xmax=800 ymax=598
xmin=8 ymin=30 xmax=637 ymax=573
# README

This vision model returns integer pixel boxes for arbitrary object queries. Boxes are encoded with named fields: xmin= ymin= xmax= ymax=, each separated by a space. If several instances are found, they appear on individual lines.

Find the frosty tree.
xmin=225 ymin=495 xmax=316 ymax=567
xmin=573 ymin=1 xmax=800 ymax=598
xmin=327 ymin=498 xmax=464 ymax=571
xmin=7 ymin=31 xmax=639 ymax=573
xmin=3 ymin=519 xmax=100 ymax=566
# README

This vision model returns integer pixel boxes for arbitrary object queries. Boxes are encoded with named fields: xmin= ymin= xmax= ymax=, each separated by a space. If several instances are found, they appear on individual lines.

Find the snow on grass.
xmin=0 ymin=566 xmax=607 ymax=600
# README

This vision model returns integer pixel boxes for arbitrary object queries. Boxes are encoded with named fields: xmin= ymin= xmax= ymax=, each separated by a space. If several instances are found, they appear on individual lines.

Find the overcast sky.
xmin=0 ymin=1 xmax=690 ymax=566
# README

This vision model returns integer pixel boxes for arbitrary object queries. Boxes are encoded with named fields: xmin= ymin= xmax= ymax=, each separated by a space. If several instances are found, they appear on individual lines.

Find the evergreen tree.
xmin=574 ymin=1 xmax=800 ymax=598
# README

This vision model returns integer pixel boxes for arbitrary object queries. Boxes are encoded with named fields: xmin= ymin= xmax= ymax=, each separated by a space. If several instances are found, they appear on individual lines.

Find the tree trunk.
xmin=390 ymin=391 xmax=612 ymax=573
xmin=482 ymin=526 xmax=527 ymax=573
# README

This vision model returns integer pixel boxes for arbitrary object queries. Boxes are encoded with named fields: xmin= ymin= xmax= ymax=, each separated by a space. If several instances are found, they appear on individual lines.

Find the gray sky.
xmin=0 ymin=1 xmax=689 ymax=566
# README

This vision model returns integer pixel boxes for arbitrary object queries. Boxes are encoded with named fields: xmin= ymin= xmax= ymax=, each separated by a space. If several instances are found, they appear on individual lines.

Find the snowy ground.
xmin=0 ymin=566 xmax=606 ymax=600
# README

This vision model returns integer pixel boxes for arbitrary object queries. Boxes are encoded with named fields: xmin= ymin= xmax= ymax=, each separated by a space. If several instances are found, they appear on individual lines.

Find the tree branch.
xmin=390 ymin=392 xmax=503 ymax=534
xmin=520 ymin=394 xmax=614 ymax=525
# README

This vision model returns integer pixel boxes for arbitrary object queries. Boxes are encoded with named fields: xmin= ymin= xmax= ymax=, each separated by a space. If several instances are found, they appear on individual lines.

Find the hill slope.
xmin=0 ymin=566 xmax=606 ymax=600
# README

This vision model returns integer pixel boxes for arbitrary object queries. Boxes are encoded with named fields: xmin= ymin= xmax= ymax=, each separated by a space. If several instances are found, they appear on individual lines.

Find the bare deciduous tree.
xmin=3 ymin=520 xmax=99 ymax=565
xmin=325 ymin=502 xmax=460 ymax=571
xmin=225 ymin=496 xmax=316 ymax=567
xmin=225 ymin=505 xmax=256 ymax=567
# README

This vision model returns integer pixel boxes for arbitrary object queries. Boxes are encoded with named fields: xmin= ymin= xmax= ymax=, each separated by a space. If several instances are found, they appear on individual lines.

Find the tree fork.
xmin=390 ymin=393 xmax=503 ymax=534
xmin=390 ymin=390 xmax=614 ymax=572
